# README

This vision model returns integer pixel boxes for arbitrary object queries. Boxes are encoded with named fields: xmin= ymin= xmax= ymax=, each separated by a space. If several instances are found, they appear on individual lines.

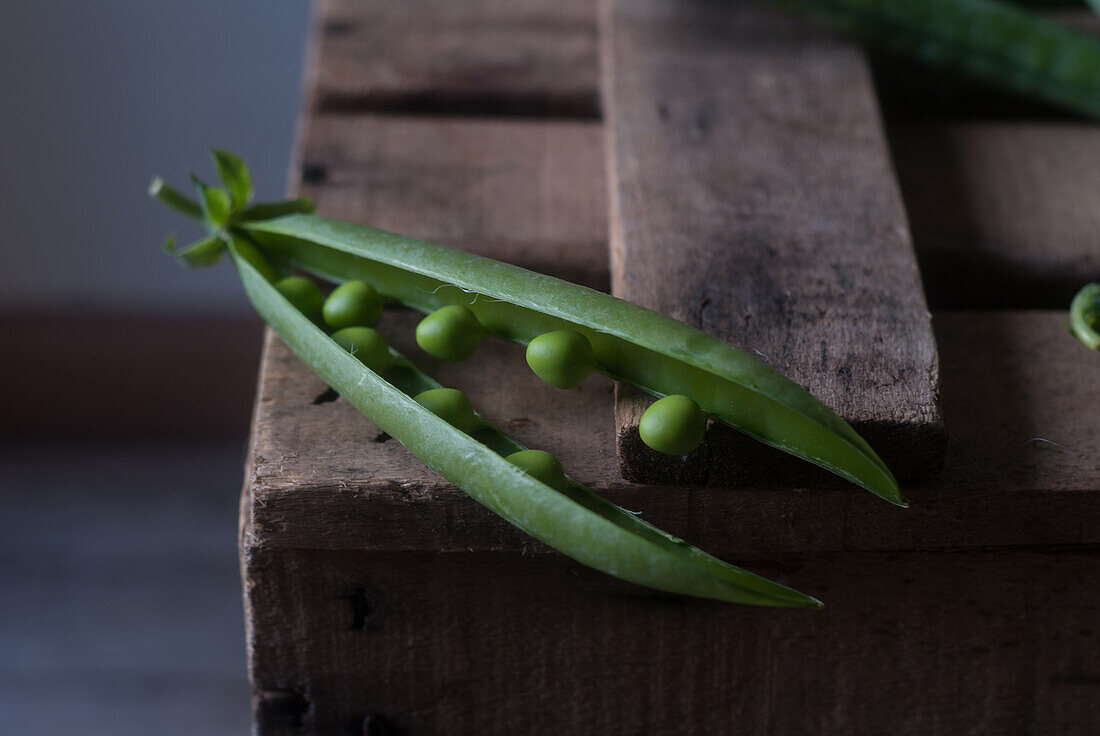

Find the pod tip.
xmin=774 ymin=589 xmax=825 ymax=610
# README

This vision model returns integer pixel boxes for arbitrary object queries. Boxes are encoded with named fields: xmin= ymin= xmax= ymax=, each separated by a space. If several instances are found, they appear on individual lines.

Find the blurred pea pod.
xmin=227 ymin=234 xmax=822 ymax=607
xmin=770 ymin=0 xmax=1100 ymax=119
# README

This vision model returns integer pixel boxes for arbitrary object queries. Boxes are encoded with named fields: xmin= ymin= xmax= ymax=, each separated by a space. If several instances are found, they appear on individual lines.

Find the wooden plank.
xmin=889 ymin=122 xmax=1100 ymax=308
xmin=243 ymin=1 xmax=1100 ymax=730
xmin=242 ymin=311 xmax=1100 ymax=557
xmin=601 ymin=0 xmax=944 ymax=484
xmin=309 ymin=0 xmax=600 ymax=118
xmin=243 ymin=546 xmax=1100 ymax=735
xmin=292 ymin=113 xmax=608 ymax=290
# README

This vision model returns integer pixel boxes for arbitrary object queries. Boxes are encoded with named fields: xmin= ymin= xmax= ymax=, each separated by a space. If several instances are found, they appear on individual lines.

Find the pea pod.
xmin=1070 ymin=282 xmax=1100 ymax=350
xmin=226 ymin=235 xmax=821 ymax=608
xmin=241 ymin=215 xmax=904 ymax=506
xmin=771 ymin=0 xmax=1100 ymax=120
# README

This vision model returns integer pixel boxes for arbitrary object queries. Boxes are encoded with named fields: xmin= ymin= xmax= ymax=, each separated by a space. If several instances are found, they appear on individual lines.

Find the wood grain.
xmin=246 ymin=301 xmax=1100 ymax=736
xmin=890 ymin=122 xmax=1100 ymax=308
xmin=242 ymin=311 xmax=1100 ymax=557
xmin=242 ymin=1 xmax=1100 ymax=732
xmin=601 ymin=0 xmax=944 ymax=484
xmin=309 ymin=0 xmax=599 ymax=118
xmin=292 ymin=113 xmax=608 ymax=290
xmin=244 ymin=546 xmax=1100 ymax=735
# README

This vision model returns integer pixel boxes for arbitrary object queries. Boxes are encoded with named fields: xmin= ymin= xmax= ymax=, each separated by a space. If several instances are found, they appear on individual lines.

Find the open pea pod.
xmin=242 ymin=215 xmax=904 ymax=506
xmin=227 ymin=236 xmax=821 ymax=608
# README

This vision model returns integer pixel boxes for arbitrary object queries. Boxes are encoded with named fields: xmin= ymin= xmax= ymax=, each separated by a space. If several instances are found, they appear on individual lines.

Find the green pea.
xmin=323 ymin=280 xmax=383 ymax=330
xmin=274 ymin=276 xmax=324 ymax=326
xmin=525 ymin=330 xmax=596 ymax=389
xmin=331 ymin=327 xmax=391 ymax=371
xmin=415 ymin=305 xmax=485 ymax=361
xmin=505 ymin=449 xmax=569 ymax=491
xmin=639 ymin=395 xmax=708 ymax=456
xmin=413 ymin=388 xmax=477 ymax=433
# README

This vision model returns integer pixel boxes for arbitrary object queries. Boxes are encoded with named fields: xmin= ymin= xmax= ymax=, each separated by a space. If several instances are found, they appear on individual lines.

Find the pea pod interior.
xmin=227 ymin=236 xmax=822 ymax=608
xmin=243 ymin=215 xmax=903 ymax=506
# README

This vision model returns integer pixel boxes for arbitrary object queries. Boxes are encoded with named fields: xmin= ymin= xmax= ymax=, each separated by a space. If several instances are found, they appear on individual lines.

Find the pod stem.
xmin=149 ymin=177 xmax=203 ymax=222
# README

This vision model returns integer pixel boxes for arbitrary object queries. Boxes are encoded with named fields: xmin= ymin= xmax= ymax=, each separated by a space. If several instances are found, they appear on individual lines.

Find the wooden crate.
xmin=240 ymin=1 xmax=1100 ymax=733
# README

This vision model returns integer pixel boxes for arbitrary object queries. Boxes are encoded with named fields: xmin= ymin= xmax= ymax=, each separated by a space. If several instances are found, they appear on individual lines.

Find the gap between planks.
xmin=306 ymin=0 xmax=601 ymax=119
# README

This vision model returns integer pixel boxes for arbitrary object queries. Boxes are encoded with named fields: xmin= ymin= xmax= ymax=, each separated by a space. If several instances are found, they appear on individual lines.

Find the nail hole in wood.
xmin=323 ymin=19 xmax=357 ymax=36
xmin=255 ymin=688 xmax=311 ymax=730
xmin=348 ymin=587 xmax=377 ymax=631
xmin=362 ymin=713 xmax=394 ymax=736
xmin=312 ymin=387 xmax=339 ymax=405
xmin=301 ymin=162 xmax=329 ymax=184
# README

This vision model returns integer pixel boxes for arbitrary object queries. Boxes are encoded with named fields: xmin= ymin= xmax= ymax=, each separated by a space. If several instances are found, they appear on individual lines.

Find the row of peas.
xmin=417 ymin=305 xmax=711 ymax=457
xmin=273 ymin=275 xmax=577 ymax=489
xmin=275 ymin=274 xmax=710 ymax=469
xmin=412 ymin=296 xmax=711 ymax=457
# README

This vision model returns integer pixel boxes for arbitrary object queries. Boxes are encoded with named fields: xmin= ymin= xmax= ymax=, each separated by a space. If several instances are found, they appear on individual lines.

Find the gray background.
xmin=0 ymin=0 xmax=310 ymax=315
xmin=0 ymin=3 xmax=310 ymax=734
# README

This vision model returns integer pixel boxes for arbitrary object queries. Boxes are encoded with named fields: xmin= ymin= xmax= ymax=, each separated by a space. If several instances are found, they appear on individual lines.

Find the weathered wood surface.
xmin=288 ymin=114 xmax=1100 ymax=334
xmin=245 ymin=546 xmax=1100 ymax=735
xmin=242 ymin=0 xmax=1100 ymax=732
xmin=242 ymin=311 xmax=1100 ymax=557
xmin=291 ymin=113 xmax=608 ymax=290
xmin=890 ymin=122 xmax=1100 ymax=308
xmin=245 ymin=298 xmax=1100 ymax=736
xmin=308 ymin=0 xmax=600 ymax=118
xmin=602 ymin=0 xmax=945 ymax=484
